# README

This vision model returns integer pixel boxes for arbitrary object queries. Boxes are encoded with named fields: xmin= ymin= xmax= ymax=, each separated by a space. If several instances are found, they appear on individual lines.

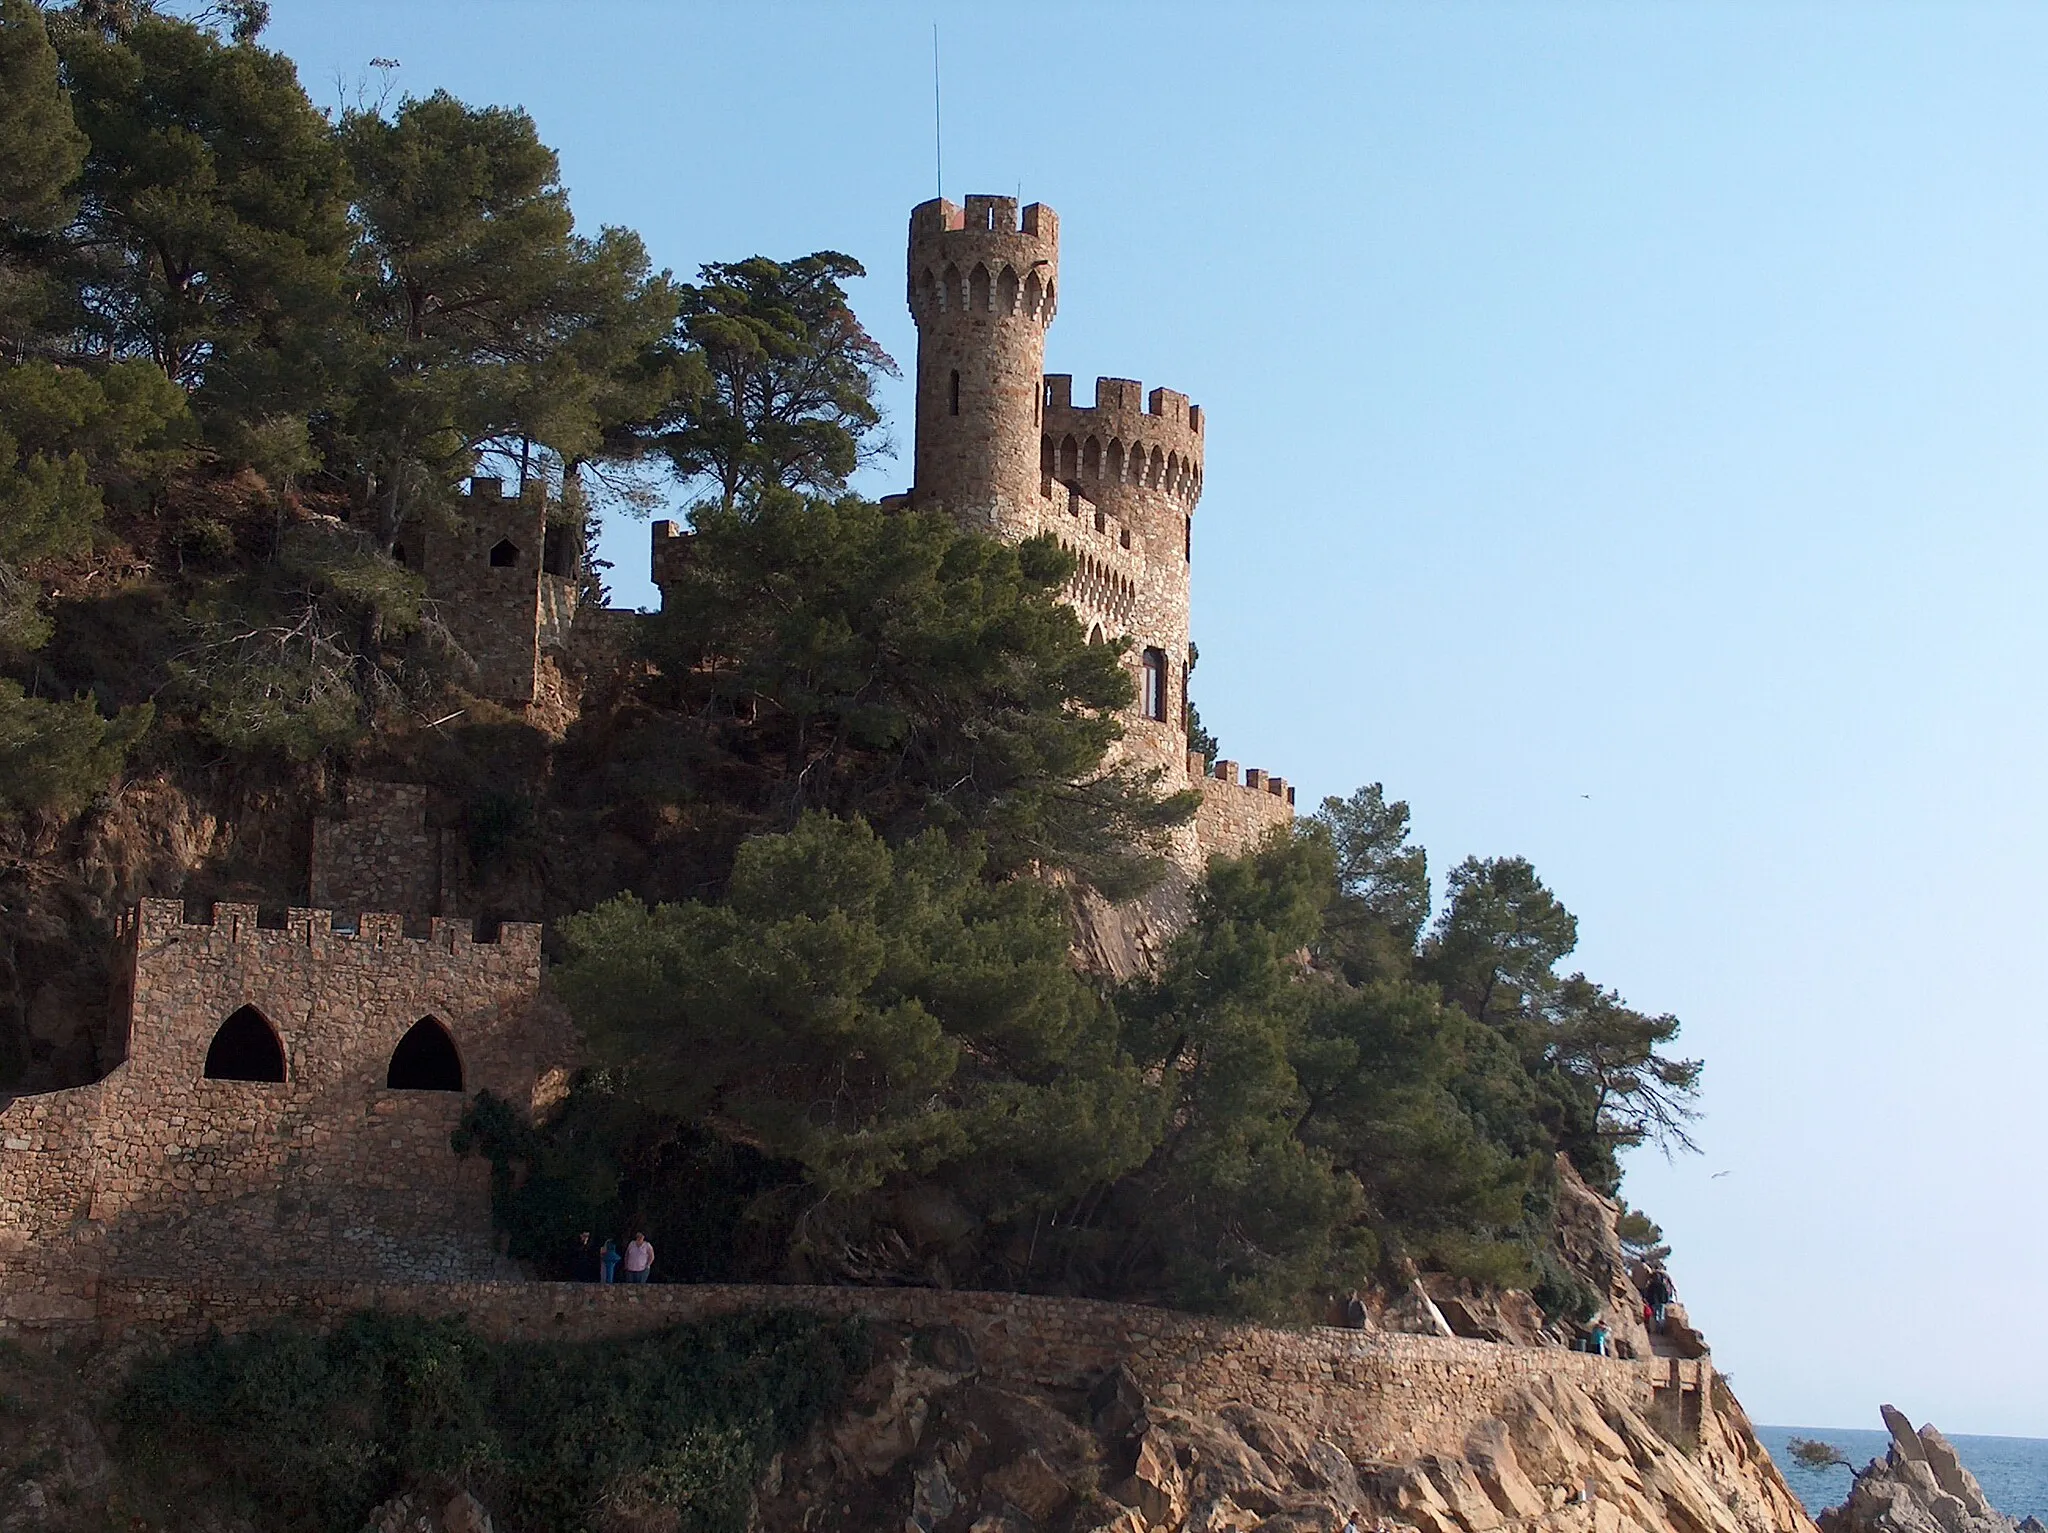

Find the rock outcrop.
xmin=1818 ymin=1408 xmax=2012 ymax=1533
xmin=753 ymin=1320 xmax=1812 ymax=1533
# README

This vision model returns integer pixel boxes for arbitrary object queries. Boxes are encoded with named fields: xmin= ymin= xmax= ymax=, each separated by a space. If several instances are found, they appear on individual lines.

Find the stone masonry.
xmin=71 ymin=1276 xmax=1710 ymax=1470
xmin=0 ymin=898 xmax=575 ymax=1309
xmin=309 ymin=780 xmax=452 ymax=918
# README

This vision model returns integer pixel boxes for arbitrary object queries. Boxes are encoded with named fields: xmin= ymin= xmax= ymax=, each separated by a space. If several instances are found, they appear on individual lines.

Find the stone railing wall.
xmin=75 ymin=1277 xmax=1706 ymax=1464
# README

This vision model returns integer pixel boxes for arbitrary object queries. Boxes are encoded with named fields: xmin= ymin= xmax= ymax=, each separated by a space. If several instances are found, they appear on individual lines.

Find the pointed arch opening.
xmin=1023 ymin=270 xmax=1043 ymax=318
xmin=969 ymin=263 xmax=992 ymax=313
xmin=1058 ymin=434 xmax=1079 ymax=480
xmin=1107 ymin=439 xmax=1125 ymax=482
xmin=205 ymin=1005 xmax=285 ymax=1083
xmin=1083 ymin=437 xmax=1101 ymax=478
xmin=387 ymin=1015 xmax=463 ymax=1092
xmin=1148 ymin=446 xmax=1166 ymax=488
xmin=1087 ymin=622 xmax=1104 ymax=646
xmin=997 ymin=264 xmax=1019 ymax=314
xmin=489 ymin=538 xmax=519 ymax=568
xmin=941 ymin=263 xmax=961 ymax=311
xmin=917 ymin=266 xmax=937 ymax=310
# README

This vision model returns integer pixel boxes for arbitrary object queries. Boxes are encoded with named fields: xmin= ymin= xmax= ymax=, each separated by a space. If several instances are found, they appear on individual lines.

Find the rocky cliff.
xmin=737 ymin=1316 xmax=1813 ymax=1533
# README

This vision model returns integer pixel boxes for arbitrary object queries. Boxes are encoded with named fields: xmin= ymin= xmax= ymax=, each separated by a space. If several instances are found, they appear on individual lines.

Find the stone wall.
xmin=309 ymin=781 xmax=448 ymax=917
xmin=1193 ymin=756 xmax=1298 ymax=863
xmin=0 ymin=898 xmax=575 ymax=1287
xmin=77 ymin=1276 xmax=1705 ymax=1466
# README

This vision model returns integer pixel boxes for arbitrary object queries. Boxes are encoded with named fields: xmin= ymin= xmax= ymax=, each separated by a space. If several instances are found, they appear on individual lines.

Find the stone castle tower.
xmin=898 ymin=195 xmax=1286 ymax=854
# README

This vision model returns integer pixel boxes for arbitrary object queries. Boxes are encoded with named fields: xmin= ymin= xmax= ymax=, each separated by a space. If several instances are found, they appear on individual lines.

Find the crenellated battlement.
xmin=1042 ymin=376 xmax=1204 ymax=509
xmin=126 ymin=898 xmax=540 ymax=957
xmin=908 ymin=197 xmax=1059 ymax=328
xmin=1191 ymin=754 xmax=1298 ymax=808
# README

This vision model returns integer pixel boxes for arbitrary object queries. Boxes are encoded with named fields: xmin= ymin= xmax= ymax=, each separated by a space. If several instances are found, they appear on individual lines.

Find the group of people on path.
xmin=570 ymin=1230 xmax=655 ymax=1284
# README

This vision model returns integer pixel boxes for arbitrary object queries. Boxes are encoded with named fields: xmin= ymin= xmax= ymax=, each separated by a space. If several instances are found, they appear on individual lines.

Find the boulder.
xmin=1110 ymin=1427 xmax=1190 ymax=1529
xmin=1919 ymin=1427 xmax=1999 ymax=1522
xmin=987 ymin=1448 xmax=1071 ymax=1523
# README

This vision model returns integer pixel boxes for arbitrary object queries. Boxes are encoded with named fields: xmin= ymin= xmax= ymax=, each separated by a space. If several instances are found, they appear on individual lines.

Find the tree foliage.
xmin=52 ymin=4 xmax=353 ymax=412
xmin=336 ymin=90 xmax=691 ymax=545
xmin=666 ymin=253 xmax=895 ymax=508
xmin=644 ymin=491 xmax=1192 ymax=895
xmin=555 ymin=815 xmax=1156 ymax=1247
xmin=116 ymin=1308 xmax=868 ymax=1533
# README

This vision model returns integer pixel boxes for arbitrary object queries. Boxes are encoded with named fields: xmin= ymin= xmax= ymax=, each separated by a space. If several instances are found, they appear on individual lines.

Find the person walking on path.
xmin=1644 ymin=1268 xmax=1675 ymax=1333
xmin=571 ymin=1231 xmax=599 ymax=1282
xmin=622 ymin=1232 xmax=654 ymax=1284
xmin=599 ymin=1238 xmax=621 ymax=1285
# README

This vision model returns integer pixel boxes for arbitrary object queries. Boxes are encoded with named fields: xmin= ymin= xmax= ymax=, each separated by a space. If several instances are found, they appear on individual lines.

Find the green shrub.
xmin=113 ymin=1307 xmax=869 ymax=1533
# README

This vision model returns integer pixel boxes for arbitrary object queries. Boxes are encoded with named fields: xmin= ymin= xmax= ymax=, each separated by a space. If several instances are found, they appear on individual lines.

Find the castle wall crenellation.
xmin=0 ymin=896 xmax=572 ymax=1286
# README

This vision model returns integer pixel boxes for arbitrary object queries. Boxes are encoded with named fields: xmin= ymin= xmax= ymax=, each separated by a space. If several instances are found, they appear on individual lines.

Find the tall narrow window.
xmin=1184 ymin=516 xmax=1192 ymax=562
xmin=949 ymin=369 xmax=960 ymax=416
xmin=204 ymin=1005 xmax=285 ymax=1083
xmin=1141 ymin=648 xmax=1168 ymax=722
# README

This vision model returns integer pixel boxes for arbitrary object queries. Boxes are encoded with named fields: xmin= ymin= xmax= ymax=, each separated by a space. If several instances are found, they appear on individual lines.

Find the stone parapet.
xmin=68 ymin=1276 xmax=1704 ymax=1466
xmin=1192 ymin=756 xmax=1297 ymax=863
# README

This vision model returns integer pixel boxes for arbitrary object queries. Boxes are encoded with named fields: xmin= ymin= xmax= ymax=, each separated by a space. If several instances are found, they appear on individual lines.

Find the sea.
xmin=1757 ymin=1426 xmax=2048 ymax=1523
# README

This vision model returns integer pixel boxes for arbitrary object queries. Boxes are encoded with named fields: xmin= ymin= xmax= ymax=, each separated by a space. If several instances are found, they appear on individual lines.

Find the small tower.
xmin=907 ymin=196 xmax=1059 ymax=536
xmin=419 ymin=477 xmax=582 ymax=710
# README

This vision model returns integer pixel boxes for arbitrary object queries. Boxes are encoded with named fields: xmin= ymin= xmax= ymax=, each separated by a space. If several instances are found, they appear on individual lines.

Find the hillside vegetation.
xmin=0 ymin=0 xmax=1698 ymax=1323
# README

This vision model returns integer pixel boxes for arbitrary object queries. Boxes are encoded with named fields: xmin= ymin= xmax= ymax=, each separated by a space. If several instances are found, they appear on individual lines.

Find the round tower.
xmin=907 ymin=195 xmax=1059 ymax=536
xmin=1041 ymin=376 xmax=1205 ymax=781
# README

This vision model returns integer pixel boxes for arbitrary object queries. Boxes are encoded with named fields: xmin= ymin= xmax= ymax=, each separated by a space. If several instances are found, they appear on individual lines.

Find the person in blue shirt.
xmin=599 ymin=1238 xmax=620 ymax=1284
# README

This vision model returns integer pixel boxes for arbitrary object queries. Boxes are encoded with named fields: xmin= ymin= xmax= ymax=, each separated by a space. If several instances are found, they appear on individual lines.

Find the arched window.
xmin=1083 ymin=437 xmax=1101 ymax=478
xmin=941 ymin=263 xmax=961 ymax=311
xmin=970 ymin=263 xmax=991 ymax=313
xmin=1141 ymin=648 xmax=1168 ymax=722
xmin=949 ymin=369 xmax=960 ymax=416
xmin=1107 ymin=440 xmax=1125 ymax=482
xmin=997 ymin=264 xmax=1019 ymax=315
xmin=1058 ymin=435 xmax=1079 ymax=480
xmin=489 ymin=539 xmax=519 ymax=568
xmin=1087 ymin=623 xmax=1104 ymax=646
xmin=1023 ymin=270 xmax=1043 ymax=318
xmin=205 ymin=1005 xmax=285 ymax=1083
xmin=917 ymin=266 xmax=936 ymax=310
xmin=386 ymin=1016 xmax=463 ymax=1092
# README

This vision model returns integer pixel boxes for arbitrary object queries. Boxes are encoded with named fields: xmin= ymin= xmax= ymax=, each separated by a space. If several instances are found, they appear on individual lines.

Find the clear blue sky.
xmin=264 ymin=1 xmax=2048 ymax=1435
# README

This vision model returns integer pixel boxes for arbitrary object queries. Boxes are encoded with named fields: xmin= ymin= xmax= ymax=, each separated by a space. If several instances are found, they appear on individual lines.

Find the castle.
xmin=407 ymin=195 xmax=1297 ymax=869
xmin=0 ymin=197 xmax=1295 ymax=1314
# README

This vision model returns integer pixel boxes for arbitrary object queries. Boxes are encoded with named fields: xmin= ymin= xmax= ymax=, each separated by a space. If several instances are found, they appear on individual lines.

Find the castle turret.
xmin=907 ymin=196 xmax=1059 ymax=536
xmin=902 ymin=195 xmax=1288 ymax=866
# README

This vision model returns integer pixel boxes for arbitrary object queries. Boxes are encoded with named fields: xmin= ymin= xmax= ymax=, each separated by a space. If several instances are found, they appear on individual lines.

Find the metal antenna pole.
xmin=932 ymin=24 xmax=943 ymax=201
